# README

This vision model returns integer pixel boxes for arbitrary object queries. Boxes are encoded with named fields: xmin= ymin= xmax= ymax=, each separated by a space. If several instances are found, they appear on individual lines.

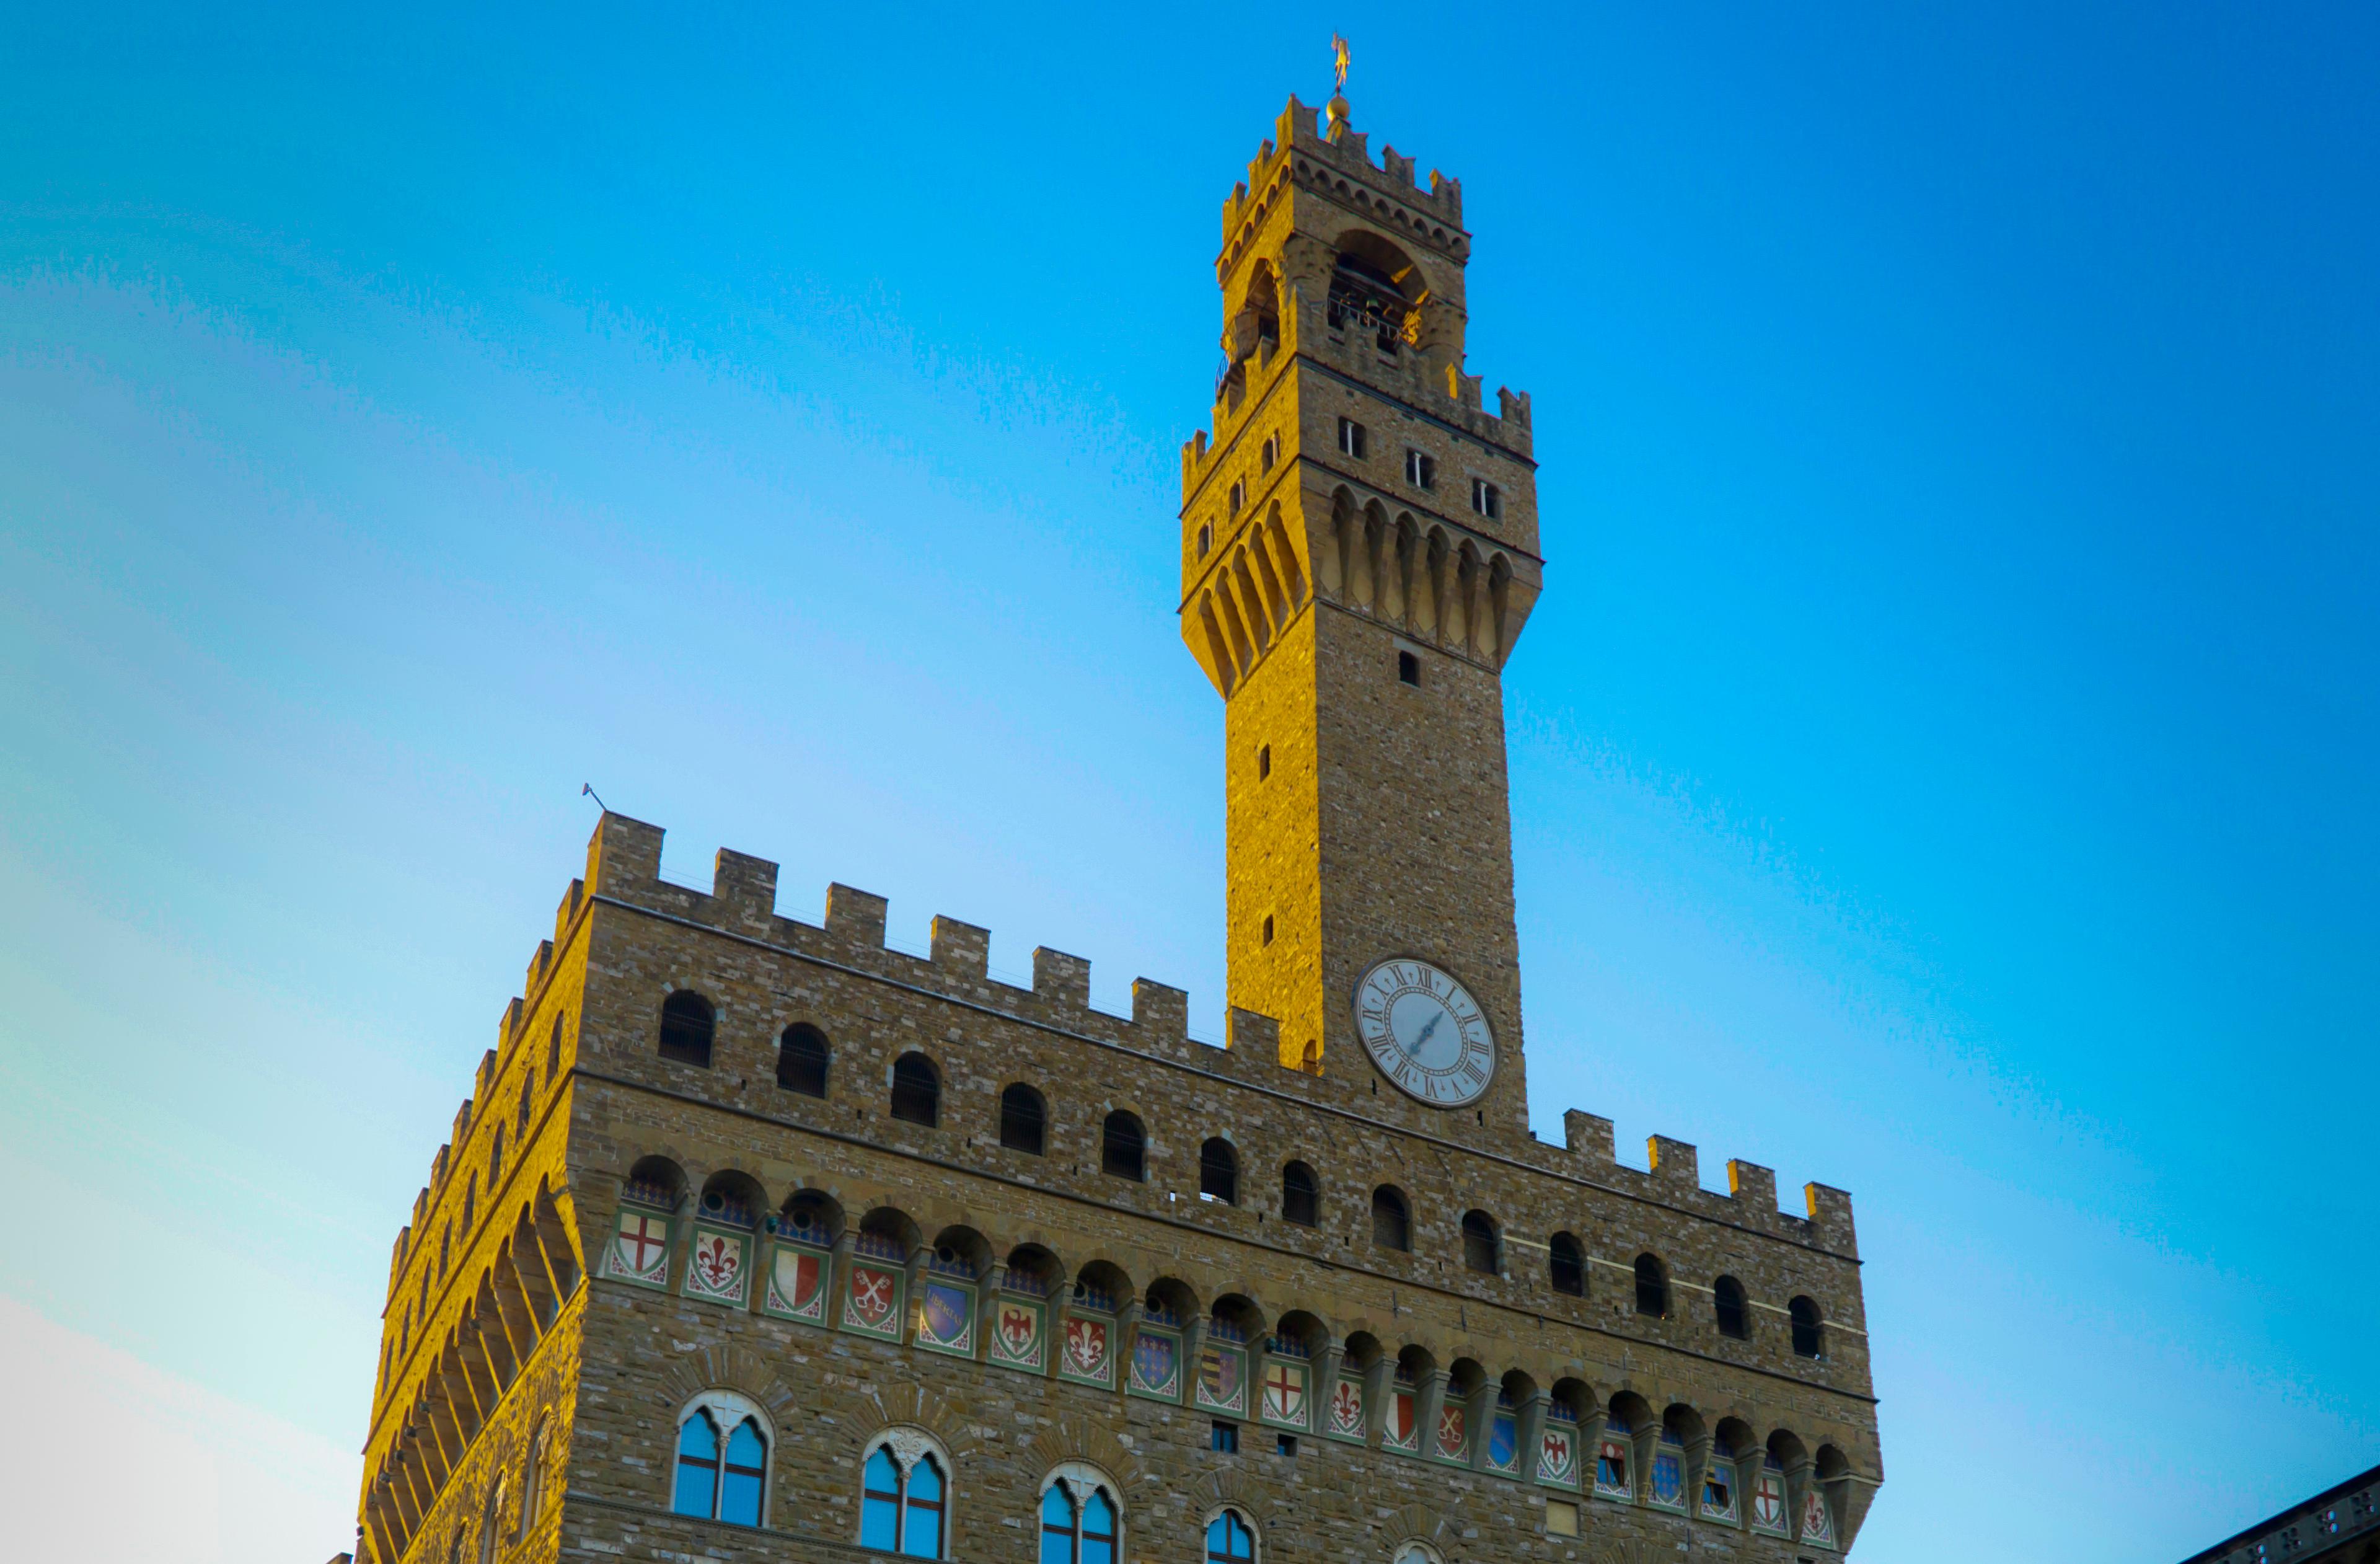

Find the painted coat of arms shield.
xmin=606 ymin=1210 xmax=671 ymax=1286
xmin=1061 ymin=1315 xmax=1111 ymax=1383
xmin=989 ymin=1299 xmax=1044 ymax=1371
xmin=683 ymin=1230 xmax=746 ymax=1302
xmin=1327 ymin=1377 xmax=1363 ymax=1439
xmin=765 ymin=1246 xmax=827 ymax=1322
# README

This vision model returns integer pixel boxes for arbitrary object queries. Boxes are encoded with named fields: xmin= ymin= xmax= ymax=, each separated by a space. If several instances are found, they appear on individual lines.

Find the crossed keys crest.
xmin=849 ymin=1268 xmax=894 ymax=1320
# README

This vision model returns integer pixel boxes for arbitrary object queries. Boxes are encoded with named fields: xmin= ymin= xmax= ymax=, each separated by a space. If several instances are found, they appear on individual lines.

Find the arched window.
xmin=1280 ymin=1161 xmax=1319 ymax=1226
xmin=1101 ymin=1111 xmax=1145 ymax=1181
xmin=516 ymin=1078 xmax=532 ymax=1139
xmin=777 ymin=1024 xmax=829 ymax=1097
xmin=1714 ymin=1276 xmax=1749 ymax=1339
xmin=1633 ymin=1253 xmax=1669 ymax=1317
xmin=1789 ymin=1296 xmax=1824 ymax=1358
xmin=1549 ymin=1232 xmax=1585 ymax=1296
xmin=1000 ymin=1084 xmax=1047 ymax=1154
xmin=1038 ymin=1473 xmax=1119 ymax=1564
xmin=673 ymin=1411 xmax=718 ymax=1517
xmin=658 ymin=990 xmax=715 ymax=1066
xmin=890 ymin=1053 xmax=940 ymax=1127
xmin=1371 ymin=1186 xmax=1411 ymax=1251
xmin=1199 ymin=1138 xmax=1238 ymax=1204
xmin=488 ymin=1126 xmax=504 ymax=1187
xmin=476 ymin=1475 xmax=503 ymax=1564
xmin=1205 ymin=1508 xmax=1256 ymax=1564
xmin=1460 ymin=1210 xmax=1499 ymax=1274
xmin=516 ymin=1419 xmax=549 ymax=1540
xmin=672 ymin=1402 xmax=767 ymax=1526
xmin=545 ymin=1012 xmax=565 ymax=1081
xmin=861 ymin=1439 xmax=946 ymax=1557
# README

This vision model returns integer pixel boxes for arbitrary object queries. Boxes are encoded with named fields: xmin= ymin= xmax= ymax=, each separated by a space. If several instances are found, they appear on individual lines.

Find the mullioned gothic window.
xmin=1205 ymin=1508 xmax=1257 ymax=1564
xmin=1038 ymin=1465 xmax=1119 ymax=1564
xmin=672 ymin=1393 xmax=766 ymax=1527
xmin=861 ymin=1433 xmax=948 ymax=1557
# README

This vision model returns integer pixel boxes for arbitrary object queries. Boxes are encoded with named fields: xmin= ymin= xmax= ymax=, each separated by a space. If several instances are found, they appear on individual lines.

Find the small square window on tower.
xmin=1405 ymin=448 xmax=1435 ymax=489
xmin=1338 ymin=417 xmax=1367 ymax=459
xmin=1276 ymin=1433 xmax=1298 ymax=1458
xmin=1397 ymin=650 xmax=1421 ymax=686
xmin=1471 ymin=477 xmax=1502 ymax=519
xmin=1211 ymin=1421 xmax=1240 ymax=1454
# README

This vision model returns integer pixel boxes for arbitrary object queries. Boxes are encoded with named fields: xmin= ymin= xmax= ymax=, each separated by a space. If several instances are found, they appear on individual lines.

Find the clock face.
xmin=1354 ymin=957 xmax=1496 ymax=1107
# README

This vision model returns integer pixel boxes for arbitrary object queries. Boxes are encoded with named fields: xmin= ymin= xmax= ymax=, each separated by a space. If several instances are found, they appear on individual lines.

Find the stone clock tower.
xmin=353 ymin=84 xmax=1881 ymax=1564
xmin=1179 ymin=91 xmax=1543 ymax=1141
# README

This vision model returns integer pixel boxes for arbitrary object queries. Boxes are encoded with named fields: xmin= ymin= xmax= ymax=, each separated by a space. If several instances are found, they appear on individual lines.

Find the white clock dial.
xmin=1354 ymin=957 xmax=1497 ymax=1108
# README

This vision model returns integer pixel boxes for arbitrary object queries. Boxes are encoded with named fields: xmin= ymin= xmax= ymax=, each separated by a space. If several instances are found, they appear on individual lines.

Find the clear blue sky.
xmin=2 ymin=4 xmax=2374 ymax=1560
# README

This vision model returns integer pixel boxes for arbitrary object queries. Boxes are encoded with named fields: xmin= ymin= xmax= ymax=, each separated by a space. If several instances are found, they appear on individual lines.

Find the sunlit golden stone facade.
xmin=351 ymin=92 xmax=1882 ymax=1564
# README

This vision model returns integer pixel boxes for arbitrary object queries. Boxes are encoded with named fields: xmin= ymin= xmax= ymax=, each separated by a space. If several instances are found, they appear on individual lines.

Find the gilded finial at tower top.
xmin=1327 ymin=33 xmax=1352 ymax=141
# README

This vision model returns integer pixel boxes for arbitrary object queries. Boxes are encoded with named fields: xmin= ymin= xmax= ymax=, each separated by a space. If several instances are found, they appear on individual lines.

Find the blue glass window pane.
xmin=1207 ymin=1516 xmax=1228 ymax=1559
xmin=727 ymin=1420 xmax=765 ymax=1468
xmin=721 ymin=1468 xmax=764 ymax=1526
xmin=673 ymin=1413 xmax=719 ymax=1518
xmin=1041 ymin=1485 xmax=1075 ymax=1564
xmin=902 ymin=1459 xmax=943 ymax=1558
xmin=673 ymin=1456 xmax=716 ymax=1518
xmin=862 ymin=1450 xmax=902 ymax=1552
xmin=907 ymin=1457 xmax=942 ymax=1503
xmin=1081 ymin=1492 xmax=1115 ymax=1564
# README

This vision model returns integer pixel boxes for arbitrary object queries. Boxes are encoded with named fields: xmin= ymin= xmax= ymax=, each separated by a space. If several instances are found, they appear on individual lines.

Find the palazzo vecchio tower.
xmin=350 ymin=86 xmax=1883 ymax=1564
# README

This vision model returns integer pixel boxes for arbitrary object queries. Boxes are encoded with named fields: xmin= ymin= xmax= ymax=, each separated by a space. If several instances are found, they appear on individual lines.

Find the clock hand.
xmin=1410 ymin=1012 xmax=1444 ymax=1054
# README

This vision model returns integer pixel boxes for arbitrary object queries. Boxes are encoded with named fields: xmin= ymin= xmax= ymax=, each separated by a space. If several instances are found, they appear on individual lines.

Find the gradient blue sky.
xmin=3 ymin=5 xmax=2375 ymax=1560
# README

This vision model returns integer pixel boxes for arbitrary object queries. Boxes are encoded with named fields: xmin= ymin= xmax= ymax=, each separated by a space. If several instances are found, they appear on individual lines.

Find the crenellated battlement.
xmin=558 ymin=811 xmax=1856 ymax=1255
xmin=1220 ymin=96 xmax=1466 ymax=267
